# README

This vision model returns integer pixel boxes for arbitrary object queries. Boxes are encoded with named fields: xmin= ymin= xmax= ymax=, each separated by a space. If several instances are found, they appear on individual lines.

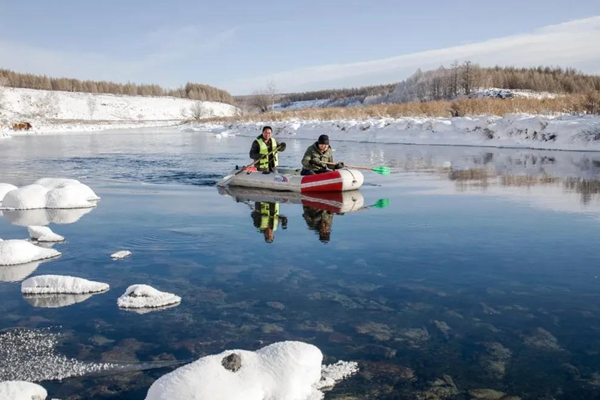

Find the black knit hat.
xmin=317 ymin=134 xmax=330 ymax=145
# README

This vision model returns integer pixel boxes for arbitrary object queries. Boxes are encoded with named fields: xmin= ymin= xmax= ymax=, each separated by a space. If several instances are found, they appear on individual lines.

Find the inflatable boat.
xmin=217 ymin=167 xmax=364 ymax=192
xmin=218 ymin=186 xmax=365 ymax=213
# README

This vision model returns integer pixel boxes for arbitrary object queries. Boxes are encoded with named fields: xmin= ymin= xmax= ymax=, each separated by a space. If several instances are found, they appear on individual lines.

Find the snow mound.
xmin=21 ymin=275 xmax=109 ymax=295
xmin=0 ymin=261 xmax=43 ymax=283
xmin=0 ymin=240 xmax=61 ymax=266
xmin=23 ymin=293 xmax=94 ymax=308
xmin=111 ymin=250 xmax=132 ymax=260
xmin=146 ymin=341 xmax=325 ymax=400
xmin=0 ymin=179 xmax=99 ymax=210
xmin=118 ymin=284 xmax=181 ymax=310
xmin=28 ymin=226 xmax=64 ymax=242
xmin=0 ymin=381 xmax=47 ymax=400
xmin=0 ymin=183 xmax=18 ymax=203
xmin=2 ymin=207 xmax=94 ymax=226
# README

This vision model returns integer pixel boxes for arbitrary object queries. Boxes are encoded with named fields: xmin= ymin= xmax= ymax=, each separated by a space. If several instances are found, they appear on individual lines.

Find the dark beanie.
xmin=317 ymin=134 xmax=330 ymax=145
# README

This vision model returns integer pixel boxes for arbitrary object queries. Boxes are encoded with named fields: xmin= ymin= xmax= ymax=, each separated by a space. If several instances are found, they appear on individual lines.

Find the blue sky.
xmin=1 ymin=0 xmax=599 ymax=94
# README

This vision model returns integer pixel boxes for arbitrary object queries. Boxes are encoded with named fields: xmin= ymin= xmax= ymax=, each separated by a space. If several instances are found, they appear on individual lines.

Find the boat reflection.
xmin=218 ymin=187 xmax=366 ymax=243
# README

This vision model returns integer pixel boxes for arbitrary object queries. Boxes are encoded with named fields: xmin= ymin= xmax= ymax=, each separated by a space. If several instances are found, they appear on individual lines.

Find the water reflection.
xmin=0 ymin=207 xmax=95 ymax=227
xmin=219 ymin=187 xmax=365 ymax=243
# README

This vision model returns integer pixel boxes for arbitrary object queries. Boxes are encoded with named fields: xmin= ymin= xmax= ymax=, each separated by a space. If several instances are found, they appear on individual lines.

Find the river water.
xmin=1 ymin=128 xmax=600 ymax=399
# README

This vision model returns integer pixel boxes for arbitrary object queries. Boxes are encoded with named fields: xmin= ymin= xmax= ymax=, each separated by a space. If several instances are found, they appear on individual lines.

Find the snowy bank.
xmin=0 ymin=178 xmax=99 ymax=210
xmin=187 ymin=114 xmax=600 ymax=151
xmin=0 ymin=86 xmax=238 ymax=136
xmin=145 ymin=341 xmax=357 ymax=400
xmin=118 ymin=285 xmax=181 ymax=311
xmin=0 ymin=381 xmax=47 ymax=400
xmin=28 ymin=226 xmax=64 ymax=242
xmin=21 ymin=275 xmax=109 ymax=295
xmin=0 ymin=240 xmax=60 ymax=266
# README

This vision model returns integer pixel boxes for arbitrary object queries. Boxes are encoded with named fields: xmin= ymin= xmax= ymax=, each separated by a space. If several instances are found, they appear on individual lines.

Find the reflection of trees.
xmin=564 ymin=178 xmax=600 ymax=205
xmin=449 ymin=168 xmax=493 ymax=192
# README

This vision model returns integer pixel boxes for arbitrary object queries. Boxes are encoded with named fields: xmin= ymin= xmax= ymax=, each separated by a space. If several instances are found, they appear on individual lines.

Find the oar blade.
xmin=373 ymin=198 xmax=391 ymax=209
xmin=372 ymin=166 xmax=391 ymax=175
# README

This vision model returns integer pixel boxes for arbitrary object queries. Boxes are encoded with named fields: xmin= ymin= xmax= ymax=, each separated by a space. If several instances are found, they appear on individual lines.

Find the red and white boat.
xmin=217 ymin=167 xmax=364 ymax=192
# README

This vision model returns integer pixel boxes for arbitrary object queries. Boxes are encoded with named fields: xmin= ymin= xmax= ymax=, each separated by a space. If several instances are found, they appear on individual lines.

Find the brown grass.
xmin=201 ymin=94 xmax=598 ymax=123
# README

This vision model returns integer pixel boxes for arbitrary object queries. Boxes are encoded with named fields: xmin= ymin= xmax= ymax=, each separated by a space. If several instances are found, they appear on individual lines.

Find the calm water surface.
xmin=1 ymin=129 xmax=600 ymax=399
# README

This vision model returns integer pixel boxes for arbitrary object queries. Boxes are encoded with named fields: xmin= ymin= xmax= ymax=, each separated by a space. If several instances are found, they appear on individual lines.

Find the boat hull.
xmin=220 ymin=168 xmax=364 ymax=192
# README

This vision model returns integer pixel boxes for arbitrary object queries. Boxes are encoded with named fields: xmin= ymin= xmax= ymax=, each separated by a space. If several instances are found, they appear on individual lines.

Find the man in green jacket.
xmin=301 ymin=135 xmax=344 ymax=175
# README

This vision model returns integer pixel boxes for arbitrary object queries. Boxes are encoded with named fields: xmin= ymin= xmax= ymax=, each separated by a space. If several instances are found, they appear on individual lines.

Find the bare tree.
xmin=249 ymin=81 xmax=279 ymax=113
xmin=0 ymin=76 xmax=7 ymax=112
xmin=189 ymin=101 xmax=207 ymax=121
xmin=87 ymin=97 xmax=97 ymax=120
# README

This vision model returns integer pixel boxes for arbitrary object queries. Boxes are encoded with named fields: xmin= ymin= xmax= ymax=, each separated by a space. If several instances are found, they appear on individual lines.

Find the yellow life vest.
xmin=259 ymin=202 xmax=279 ymax=231
xmin=256 ymin=137 xmax=278 ymax=170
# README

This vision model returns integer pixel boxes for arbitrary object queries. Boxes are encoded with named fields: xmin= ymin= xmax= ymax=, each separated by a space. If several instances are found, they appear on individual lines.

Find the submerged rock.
xmin=469 ymin=388 xmax=506 ymax=399
xmin=478 ymin=342 xmax=512 ymax=379
xmin=417 ymin=375 xmax=459 ymax=400
xmin=523 ymin=328 xmax=562 ymax=351
xmin=355 ymin=322 xmax=393 ymax=341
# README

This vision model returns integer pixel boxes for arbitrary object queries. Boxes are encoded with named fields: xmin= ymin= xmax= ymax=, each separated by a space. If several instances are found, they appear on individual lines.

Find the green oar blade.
xmin=372 ymin=166 xmax=391 ymax=175
xmin=373 ymin=198 xmax=391 ymax=209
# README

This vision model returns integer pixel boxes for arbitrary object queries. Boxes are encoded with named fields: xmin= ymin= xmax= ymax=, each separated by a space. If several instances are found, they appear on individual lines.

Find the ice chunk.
xmin=0 ymin=183 xmax=18 ymax=202
xmin=28 ymin=226 xmax=64 ymax=242
xmin=1 ymin=180 xmax=99 ymax=210
xmin=111 ymin=250 xmax=132 ymax=260
xmin=118 ymin=284 xmax=181 ymax=310
xmin=0 ymin=381 xmax=47 ymax=400
xmin=316 ymin=360 xmax=359 ymax=390
xmin=21 ymin=275 xmax=109 ymax=295
xmin=145 ymin=341 xmax=323 ymax=400
xmin=0 ymin=240 xmax=61 ymax=266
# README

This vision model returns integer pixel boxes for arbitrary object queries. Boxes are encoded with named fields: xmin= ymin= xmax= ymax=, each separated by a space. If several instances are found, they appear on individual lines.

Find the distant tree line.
xmin=0 ymin=68 xmax=235 ymax=104
xmin=273 ymin=65 xmax=600 ymax=105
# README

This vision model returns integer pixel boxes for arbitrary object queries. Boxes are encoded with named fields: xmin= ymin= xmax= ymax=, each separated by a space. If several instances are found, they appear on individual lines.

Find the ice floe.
xmin=21 ymin=275 xmax=109 ymax=295
xmin=0 ymin=381 xmax=47 ymax=400
xmin=28 ymin=226 xmax=64 ymax=242
xmin=0 ymin=178 xmax=99 ymax=210
xmin=0 ymin=183 xmax=18 ymax=203
xmin=111 ymin=250 xmax=132 ymax=260
xmin=0 ymin=328 xmax=116 ymax=382
xmin=0 ymin=240 xmax=61 ymax=266
xmin=118 ymin=284 xmax=181 ymax=310
xmin=145 ymin=341 xmax=358 ymax=400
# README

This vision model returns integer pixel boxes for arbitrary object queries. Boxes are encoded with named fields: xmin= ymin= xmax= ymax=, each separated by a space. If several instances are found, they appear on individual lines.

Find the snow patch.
xmin=21 ymin=275 xmax=109 ymax=295
xmin=145 ymin=341 xmax=330 ymax=400
xmin=28 ymin=226 xmax=64 ymax=242
xmin=0 ymin=240 xmax=61 ymax=266
xmin=118 ymin=284 xmax=181 ymax=310
xmin=0 ymin=381 xmax=47 ymax=400
xmin=111 ymin=250 xmax=132 ymax=260
xmin=0 ymin=179 xmax=98 ymax=210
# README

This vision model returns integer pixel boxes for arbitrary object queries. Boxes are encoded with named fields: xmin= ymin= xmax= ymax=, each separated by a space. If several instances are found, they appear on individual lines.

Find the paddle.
xmin=324 ymin=162 xmax=391 ymax=175
xmin=357 ymin=198 xmax=391 ymax=212
xmin=217 ymin=144 xmax=283 ymax=187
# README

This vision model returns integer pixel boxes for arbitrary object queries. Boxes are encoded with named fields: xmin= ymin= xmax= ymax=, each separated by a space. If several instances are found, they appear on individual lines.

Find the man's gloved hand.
xmin=334 ymin=162 xmax=345 ymax=169
xmin=309 ymin=158 xmax=324 ymax=167
xmin=278 ymin=142 xmax=286 ymax=151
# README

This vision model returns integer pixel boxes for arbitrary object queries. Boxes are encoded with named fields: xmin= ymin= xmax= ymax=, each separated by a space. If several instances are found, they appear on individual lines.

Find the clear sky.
xmin=1 ymin=0 xmax=599 ymax=94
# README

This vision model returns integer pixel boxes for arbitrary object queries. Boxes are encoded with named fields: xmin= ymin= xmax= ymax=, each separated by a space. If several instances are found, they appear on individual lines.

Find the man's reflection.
xmin=251 ymin=201 xmax=288 ymax=243
xmin=302 ymin=206 xmax=334 ymax=243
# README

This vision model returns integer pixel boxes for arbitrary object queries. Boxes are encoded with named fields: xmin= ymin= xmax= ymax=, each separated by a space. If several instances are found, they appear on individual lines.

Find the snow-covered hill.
xmin=0 ymin=87 xmax=237 ymax=135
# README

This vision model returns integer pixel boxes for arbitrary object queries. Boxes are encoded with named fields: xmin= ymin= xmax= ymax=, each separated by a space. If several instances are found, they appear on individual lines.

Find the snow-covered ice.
xmin=188 ymin=114 xmax=600 ymax=152
xmin=111 ymin=250 xmax=132 ymax=260
xmin=0 ymin=183 xmax=18 ymax=203
xmin=21 ymin=275 xmax=109 ymax=295
xmin=118 ymin=284 xmax=181 ymax=310
xmin=0 ymin=328 xmax=117 ymax=382
xmin=28 ymin=226 xmax=64 ymax=242
xmin=145 ymin=341 xmax=357 ymax=400
xmin=0 ymin=240 xmax=61 ymax=266
xmin=0 ymin=179 xmax=99 ymax=210
xmin=0 ymin=381 xmax=47 ymax=400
